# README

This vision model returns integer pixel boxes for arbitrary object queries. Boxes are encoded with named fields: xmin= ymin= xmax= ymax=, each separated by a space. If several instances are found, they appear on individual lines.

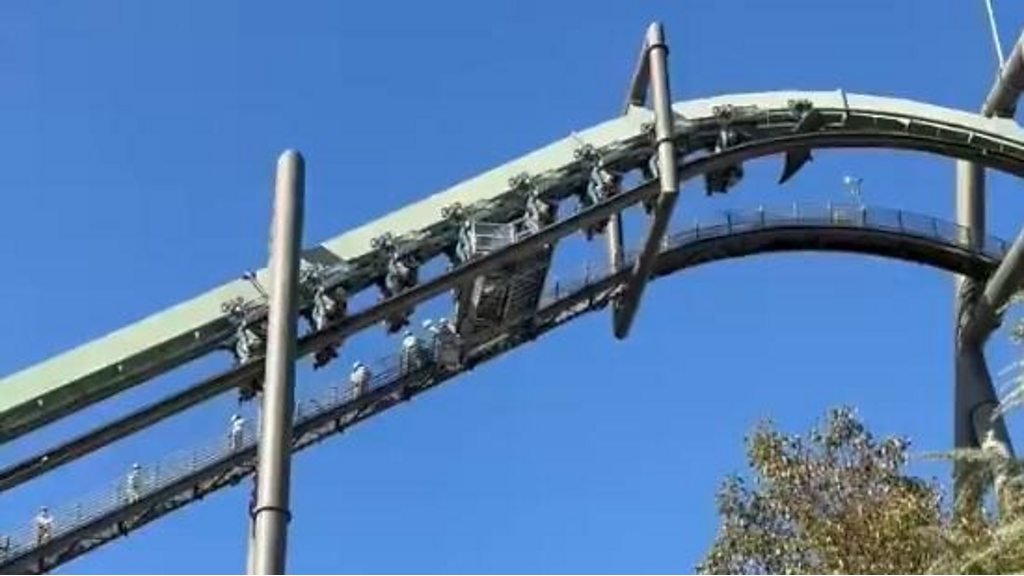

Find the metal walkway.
xmin=0 ymin=202 xmax=1006 ymax=574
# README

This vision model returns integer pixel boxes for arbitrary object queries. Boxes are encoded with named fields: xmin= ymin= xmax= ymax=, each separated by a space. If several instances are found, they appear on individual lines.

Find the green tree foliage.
xmin=698 ymin=406 xmax=1024 ymax=574
xmin=698 ymin=408 xmax=947 ymax=574
xmin=699 ymin=299 xmax=1024 ymax=574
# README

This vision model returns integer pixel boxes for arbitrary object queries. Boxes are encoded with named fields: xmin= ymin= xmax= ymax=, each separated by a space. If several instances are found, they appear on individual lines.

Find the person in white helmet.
xmin=229 ymin=414 xmax=245 ymax=451
xmin=422 ymin=318 xmax=440 ymax=360
xmin=34 ymin=506 xmax=53 ymax=545
xmin=435 ymin=317 xmax=461 ymax=370
xmin=400 ymin=328 xmax=428 ymax=376
xmin=125 ymin=462 xmax=143 ymax=503
xmin=349 ymin=361 xmax=371 ymax=398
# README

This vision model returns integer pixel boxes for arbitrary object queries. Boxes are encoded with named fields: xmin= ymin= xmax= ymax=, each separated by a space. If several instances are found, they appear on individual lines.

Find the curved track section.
xmin=6 ymin=91 xmax=1024 ymax=440
xmin=653 ymin=203 xmax=1007 ymax=280
xmin=0 ymin=203 xmax=1006 ymax=574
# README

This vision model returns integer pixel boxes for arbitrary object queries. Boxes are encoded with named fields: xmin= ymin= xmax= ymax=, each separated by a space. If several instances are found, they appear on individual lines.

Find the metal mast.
xmin=249 ymin=150 xmax=306 ymax=574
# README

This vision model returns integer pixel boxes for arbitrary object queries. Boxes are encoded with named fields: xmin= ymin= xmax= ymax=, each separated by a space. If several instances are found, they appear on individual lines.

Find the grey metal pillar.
xmin=603 ymin=26 xmax=656 ymax=317
xmin=965 ymin=225 xmax=1024 ymax=341
xmin=613 ymin=22 xmax=679 ymax=339
xmin=957 ymin=344 xmax=1012 ymax=458
xmin=622 ymin=35 xmax=651 ymax=110
xmin=950 ymin=27 xmax=1024 ymax=503
xmin=983 ymin=29 xmax=1024 ymax=117
xmin=955 ymin=160 xmax=990 ymax=448
xmin=954 ymin=159 xmax=1013 ymax=503
xmin=250 ymin=150 xmax=305 ymax=575
xmin=962 ymin=29 xmax=1024 ymax=342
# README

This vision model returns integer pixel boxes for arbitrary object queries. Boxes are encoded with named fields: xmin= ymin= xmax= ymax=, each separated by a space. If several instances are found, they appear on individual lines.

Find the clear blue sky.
xmin=3 ymin=0 xmax=1024 ymax=573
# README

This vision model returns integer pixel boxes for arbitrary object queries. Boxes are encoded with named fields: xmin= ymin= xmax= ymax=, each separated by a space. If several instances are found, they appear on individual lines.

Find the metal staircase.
xmin=454 ymin=218 xmax=553 ymax=341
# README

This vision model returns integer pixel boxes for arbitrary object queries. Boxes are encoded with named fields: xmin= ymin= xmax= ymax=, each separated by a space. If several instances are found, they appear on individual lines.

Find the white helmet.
xmin=422 ymin=319 xmax=433 ymax=329
xmin=352 ymin=361 xmax=362 ymax=370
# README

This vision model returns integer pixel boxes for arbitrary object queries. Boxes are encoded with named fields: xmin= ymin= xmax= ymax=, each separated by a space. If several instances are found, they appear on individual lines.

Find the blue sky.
xmin=3 ymin=0 xmax=1024 ymax=573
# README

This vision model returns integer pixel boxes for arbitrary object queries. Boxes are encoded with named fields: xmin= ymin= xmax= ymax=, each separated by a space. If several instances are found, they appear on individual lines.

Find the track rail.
xmin=0 ymin=202 xmax=1007 ymax=574
xmin=11 ymin=123 xmax=1004 ymax=454
xmin=8 ymin=91 xmax=1024 ymax=441
xmin=0 ymin=203 xmax=1004 ymax=493
xmin=0 ymin=201 xmax=1003 ymax=494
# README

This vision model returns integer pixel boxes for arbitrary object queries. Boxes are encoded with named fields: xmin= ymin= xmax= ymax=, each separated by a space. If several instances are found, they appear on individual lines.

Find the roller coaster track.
xmin=6 ymin=91 xmax=1024 ymax=443
xmin=1 ymin=91 xmax=1023 ymax=491
xmin=0 ymin=202 xmax=1009 ymax=574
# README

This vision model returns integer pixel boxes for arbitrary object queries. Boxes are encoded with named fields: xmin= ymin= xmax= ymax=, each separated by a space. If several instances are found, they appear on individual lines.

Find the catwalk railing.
xmin=668 ymin=203 xmax=1008 ymax=259
xmin=0 ymin=202 xmax=1005 ymax=573
xmin=0 ymin=252 xmax=623 ymax=574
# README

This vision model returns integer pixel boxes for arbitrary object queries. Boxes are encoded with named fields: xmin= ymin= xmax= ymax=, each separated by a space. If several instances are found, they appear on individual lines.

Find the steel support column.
xmin=613 ymin=22 xmax=678 ymax=339
xmin=953 ymin=160 xmax=1014 ymax=509
xmin=954 ymin=158 xmax=995 ymax=450
xmin=963 ymin=29 xmax=1024 ymax=343
xmin=954 ymin=161 xmax=1007 ymax=455
xmin=605 ymin=19 xmax=671 ymax=282
xmin=955 ymin=343 xmax=1012 ymax=482
xmin=984 ymin=30 xmax=1024 ymax=117
xmin=965 ymin=225 xmax=1024 ymax=342
xmin=623 ymin=34 xmax=651 ymax=109
xmin=250 ymin=150 xmax=305 ymax=575
xmin=952 ymin=27 xmax=1024 ymax=502
xmin=602 ymin=24 xmax=655 ymax=300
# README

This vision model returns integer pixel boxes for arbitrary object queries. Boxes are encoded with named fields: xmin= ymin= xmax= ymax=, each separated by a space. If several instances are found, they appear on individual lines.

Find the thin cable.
xmin=984 ymin=0 xmax=1007 ymax=69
